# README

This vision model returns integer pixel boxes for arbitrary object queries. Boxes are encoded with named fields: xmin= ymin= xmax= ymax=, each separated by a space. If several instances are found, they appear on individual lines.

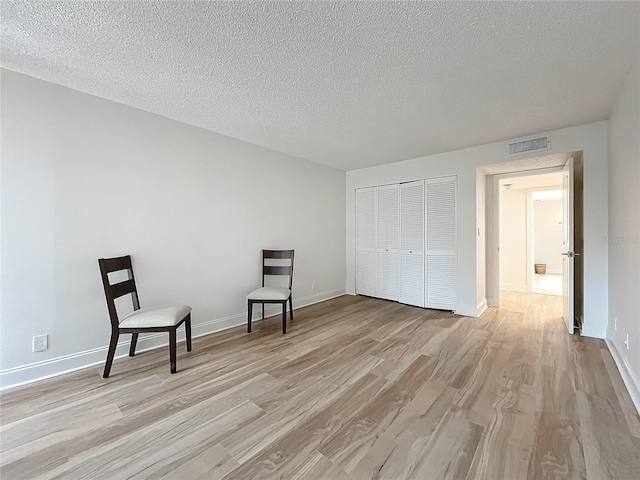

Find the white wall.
xmin=499 ymin=189 xmax=528 ymax=291
xmin=347 ymin=121 xmax=609 ymax=334
xmin=532 ymin=197 xmax=563 ymax=274
xmin=607 ymin=55 xmax=640 ymax=409
xmin=0 ymin=69 xmax=346 ymax=388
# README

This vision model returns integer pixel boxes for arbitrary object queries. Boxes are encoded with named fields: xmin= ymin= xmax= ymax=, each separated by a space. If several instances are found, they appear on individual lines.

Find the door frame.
xmin=562 ymin=158 xmax=575 ymax=334
xmin=487 ymin=165 xmax=565 ymax=307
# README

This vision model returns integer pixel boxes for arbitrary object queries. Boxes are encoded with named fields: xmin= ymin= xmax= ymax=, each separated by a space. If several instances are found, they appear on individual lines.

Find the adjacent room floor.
xmin=1 ymin=292 xmax=639 ymax=479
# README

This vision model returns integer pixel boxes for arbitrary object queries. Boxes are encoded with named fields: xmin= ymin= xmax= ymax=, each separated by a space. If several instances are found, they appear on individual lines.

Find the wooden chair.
xmin=98 ymin=255 xmax=192 ymax=378
xmin=247 ymin=249 xmax=294 ymax=334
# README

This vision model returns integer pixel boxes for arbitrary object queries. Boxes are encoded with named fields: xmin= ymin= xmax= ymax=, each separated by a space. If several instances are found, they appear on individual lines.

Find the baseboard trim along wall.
xmin=476 ymin=299 xmax=488 ymax=317
xmin=544 ymin=269 xmax=562 ymax=275
xmin=606 ymin=338 xmax=640 ymax=415
xmin=499 ymin=282 xmax=528 ymax=293
xmin=0 ymin=289 xmax=346 ymax=390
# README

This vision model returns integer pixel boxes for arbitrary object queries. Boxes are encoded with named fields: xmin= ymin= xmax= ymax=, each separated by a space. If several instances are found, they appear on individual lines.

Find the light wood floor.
xmin=2 ymin=292 xmax=639 ymax=479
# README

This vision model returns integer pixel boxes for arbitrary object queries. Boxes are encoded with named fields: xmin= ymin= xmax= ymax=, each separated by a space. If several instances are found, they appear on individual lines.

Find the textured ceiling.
xmin=480 ymin=152 xmax=575 ymax=175
xmin=1 ymin=1 xmax=638 ymax=171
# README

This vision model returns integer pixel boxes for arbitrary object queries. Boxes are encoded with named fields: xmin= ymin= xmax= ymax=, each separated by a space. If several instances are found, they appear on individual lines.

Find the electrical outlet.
xmin=33 ymin=334 xmax=48 ymax=352
xmin=614 ymin=317 xmax=617 ymax=331
xmin=624 ymin=333 xmax=629 ymax=350
xmin=311 ymin=281 xmax=315 ymax=290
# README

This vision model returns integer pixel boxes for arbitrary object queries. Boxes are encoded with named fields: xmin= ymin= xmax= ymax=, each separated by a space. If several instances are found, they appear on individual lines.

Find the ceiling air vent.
xmin=507 ymin=136 xmax=550 ymax=155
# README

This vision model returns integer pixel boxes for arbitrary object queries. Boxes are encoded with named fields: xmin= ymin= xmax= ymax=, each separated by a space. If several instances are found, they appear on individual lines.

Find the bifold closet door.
xmin=426 ymin=177 xmax=457 ymax=310
xmin=376 ymin=185 xmax=399 ymax=301
xmin=399 ymin=181 xmax=425 ymax=307
xmin=356 ymin=188 xmax=376 ymax=297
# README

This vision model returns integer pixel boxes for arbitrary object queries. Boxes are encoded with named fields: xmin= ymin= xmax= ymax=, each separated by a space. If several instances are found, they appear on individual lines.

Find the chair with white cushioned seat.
xmin=247 ymin=249 xmax=294 ymax=334
xmin=98 ymin=255 xmax=192 ymax=378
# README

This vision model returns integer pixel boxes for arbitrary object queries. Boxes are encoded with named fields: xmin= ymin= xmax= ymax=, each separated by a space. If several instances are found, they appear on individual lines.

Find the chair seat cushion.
xmin=247 ymin=287 xmax=291 ymax=301
xmin=120 ymin=305 xmax=191 ymax=328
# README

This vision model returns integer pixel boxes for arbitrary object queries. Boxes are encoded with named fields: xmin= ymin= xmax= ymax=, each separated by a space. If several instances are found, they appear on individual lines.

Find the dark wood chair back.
xmin=97 ymin=254 xmax=192 ymax=377
xmin=262 ymin=249 xmax=294 ymax=289
xmin=98 ymin=255 xmax=140 ymax=328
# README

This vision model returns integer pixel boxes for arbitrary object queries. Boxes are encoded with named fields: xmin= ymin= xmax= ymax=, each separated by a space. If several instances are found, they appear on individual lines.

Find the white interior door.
xmin=562 ymin=158 xmax=575 ymax=333
xmin=376 ymin=185 xmax=400 ymax=301
xmin=399 ymin=181 xmax=425 ymax=307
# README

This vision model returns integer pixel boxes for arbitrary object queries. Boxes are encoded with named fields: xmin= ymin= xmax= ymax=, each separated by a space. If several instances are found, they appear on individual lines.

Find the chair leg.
xmin=247 ymin=300 xmax=253 ymax=333
xmin=169 ymin=328 xmax=177 ymax=374
xmin=282 ymin=302 xmax=287 ymax=334
xmin=129 ymin=333 xmax=138 ymax=357
xmin=185 ymin=314 xmax=192 ymax=352
xmin=103 ymin=331 xmax=119 ymax=378
xmin=289 ymin=296 xmax=294 ymax=320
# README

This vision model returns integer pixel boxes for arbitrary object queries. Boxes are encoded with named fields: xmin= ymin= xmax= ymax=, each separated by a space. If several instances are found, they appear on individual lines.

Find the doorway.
xmin=531 ymin=189 xmax=564 ymax=296
xmin=498 ymin=174 xmax=563 ymax=296
xmin=484 ymin=152 xmax=584 ymax=334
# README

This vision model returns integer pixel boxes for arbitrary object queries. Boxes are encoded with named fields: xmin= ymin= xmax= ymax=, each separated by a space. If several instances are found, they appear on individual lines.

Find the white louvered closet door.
xmin=399 ymin=181 xmax=425 ymax=307
xmin=425 ymin=177 xmax=457 ymax=310
xmin=376 ymin=185 xmax=400 ymax=301
xmin=356 ymin=188 xmax=376 ymax=297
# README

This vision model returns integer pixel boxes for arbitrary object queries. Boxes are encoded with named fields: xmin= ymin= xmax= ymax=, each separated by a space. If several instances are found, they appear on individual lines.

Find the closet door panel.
xmin=400 ymin=253 xmax=424 ymax=307
xmin=426 ymin=180 xmax=456 ymax=252
xmin=377 ymin=186 xmax=399 ymax=251
xmin=427 ymin=255 xmax=456 ymax=309
xmin=400 ymin=181 xmax=425 ymax=253
xmin=357 ymin=251 xmax=376 ymax=297
xmin=356 ymin=188 xmax=376 ymax=251
xmin=425 ymin=177 xmax=457 ymax=310
xmin=400 ymin=181 xmax=425 ymax=307
xmin=376 ymin=185 xmax=399 ymax=301
xmin=356 ymin=188 xmax=376 ymax=296
xmin=377 ymin=251 xmax=399 ymax=301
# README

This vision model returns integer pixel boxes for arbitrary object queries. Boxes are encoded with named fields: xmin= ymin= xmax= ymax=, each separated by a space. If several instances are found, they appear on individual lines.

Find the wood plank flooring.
xmin=1 ymin=292 xmax=639 ymax=479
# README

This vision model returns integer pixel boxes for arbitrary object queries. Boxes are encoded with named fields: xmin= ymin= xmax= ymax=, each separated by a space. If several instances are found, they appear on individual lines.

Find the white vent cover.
xmin=507 ymin=136 xmax=550 ymax=155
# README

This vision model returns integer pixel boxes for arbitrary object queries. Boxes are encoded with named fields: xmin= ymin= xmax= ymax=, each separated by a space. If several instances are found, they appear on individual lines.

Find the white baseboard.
xmin=486 ymin=297 xmax=498 ymax=307
xmin=0 ymin=289 xmax=345 ymax=391
xmin=500 ymin=282 xmax=528 ymax=293
xmin=606 ymin=338 xmax=640 ymax=415
xmin=544 ymin=268 xmax=562 ymax=275
xmin=476 ymin=299 xmax=488 ymax=317
xmin=453 ymin=304 xmax=479 ymax=318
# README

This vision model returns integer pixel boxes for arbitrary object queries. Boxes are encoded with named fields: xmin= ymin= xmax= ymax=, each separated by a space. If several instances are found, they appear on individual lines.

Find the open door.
xmin=561 ymin=158 xmax=575 ymax=333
